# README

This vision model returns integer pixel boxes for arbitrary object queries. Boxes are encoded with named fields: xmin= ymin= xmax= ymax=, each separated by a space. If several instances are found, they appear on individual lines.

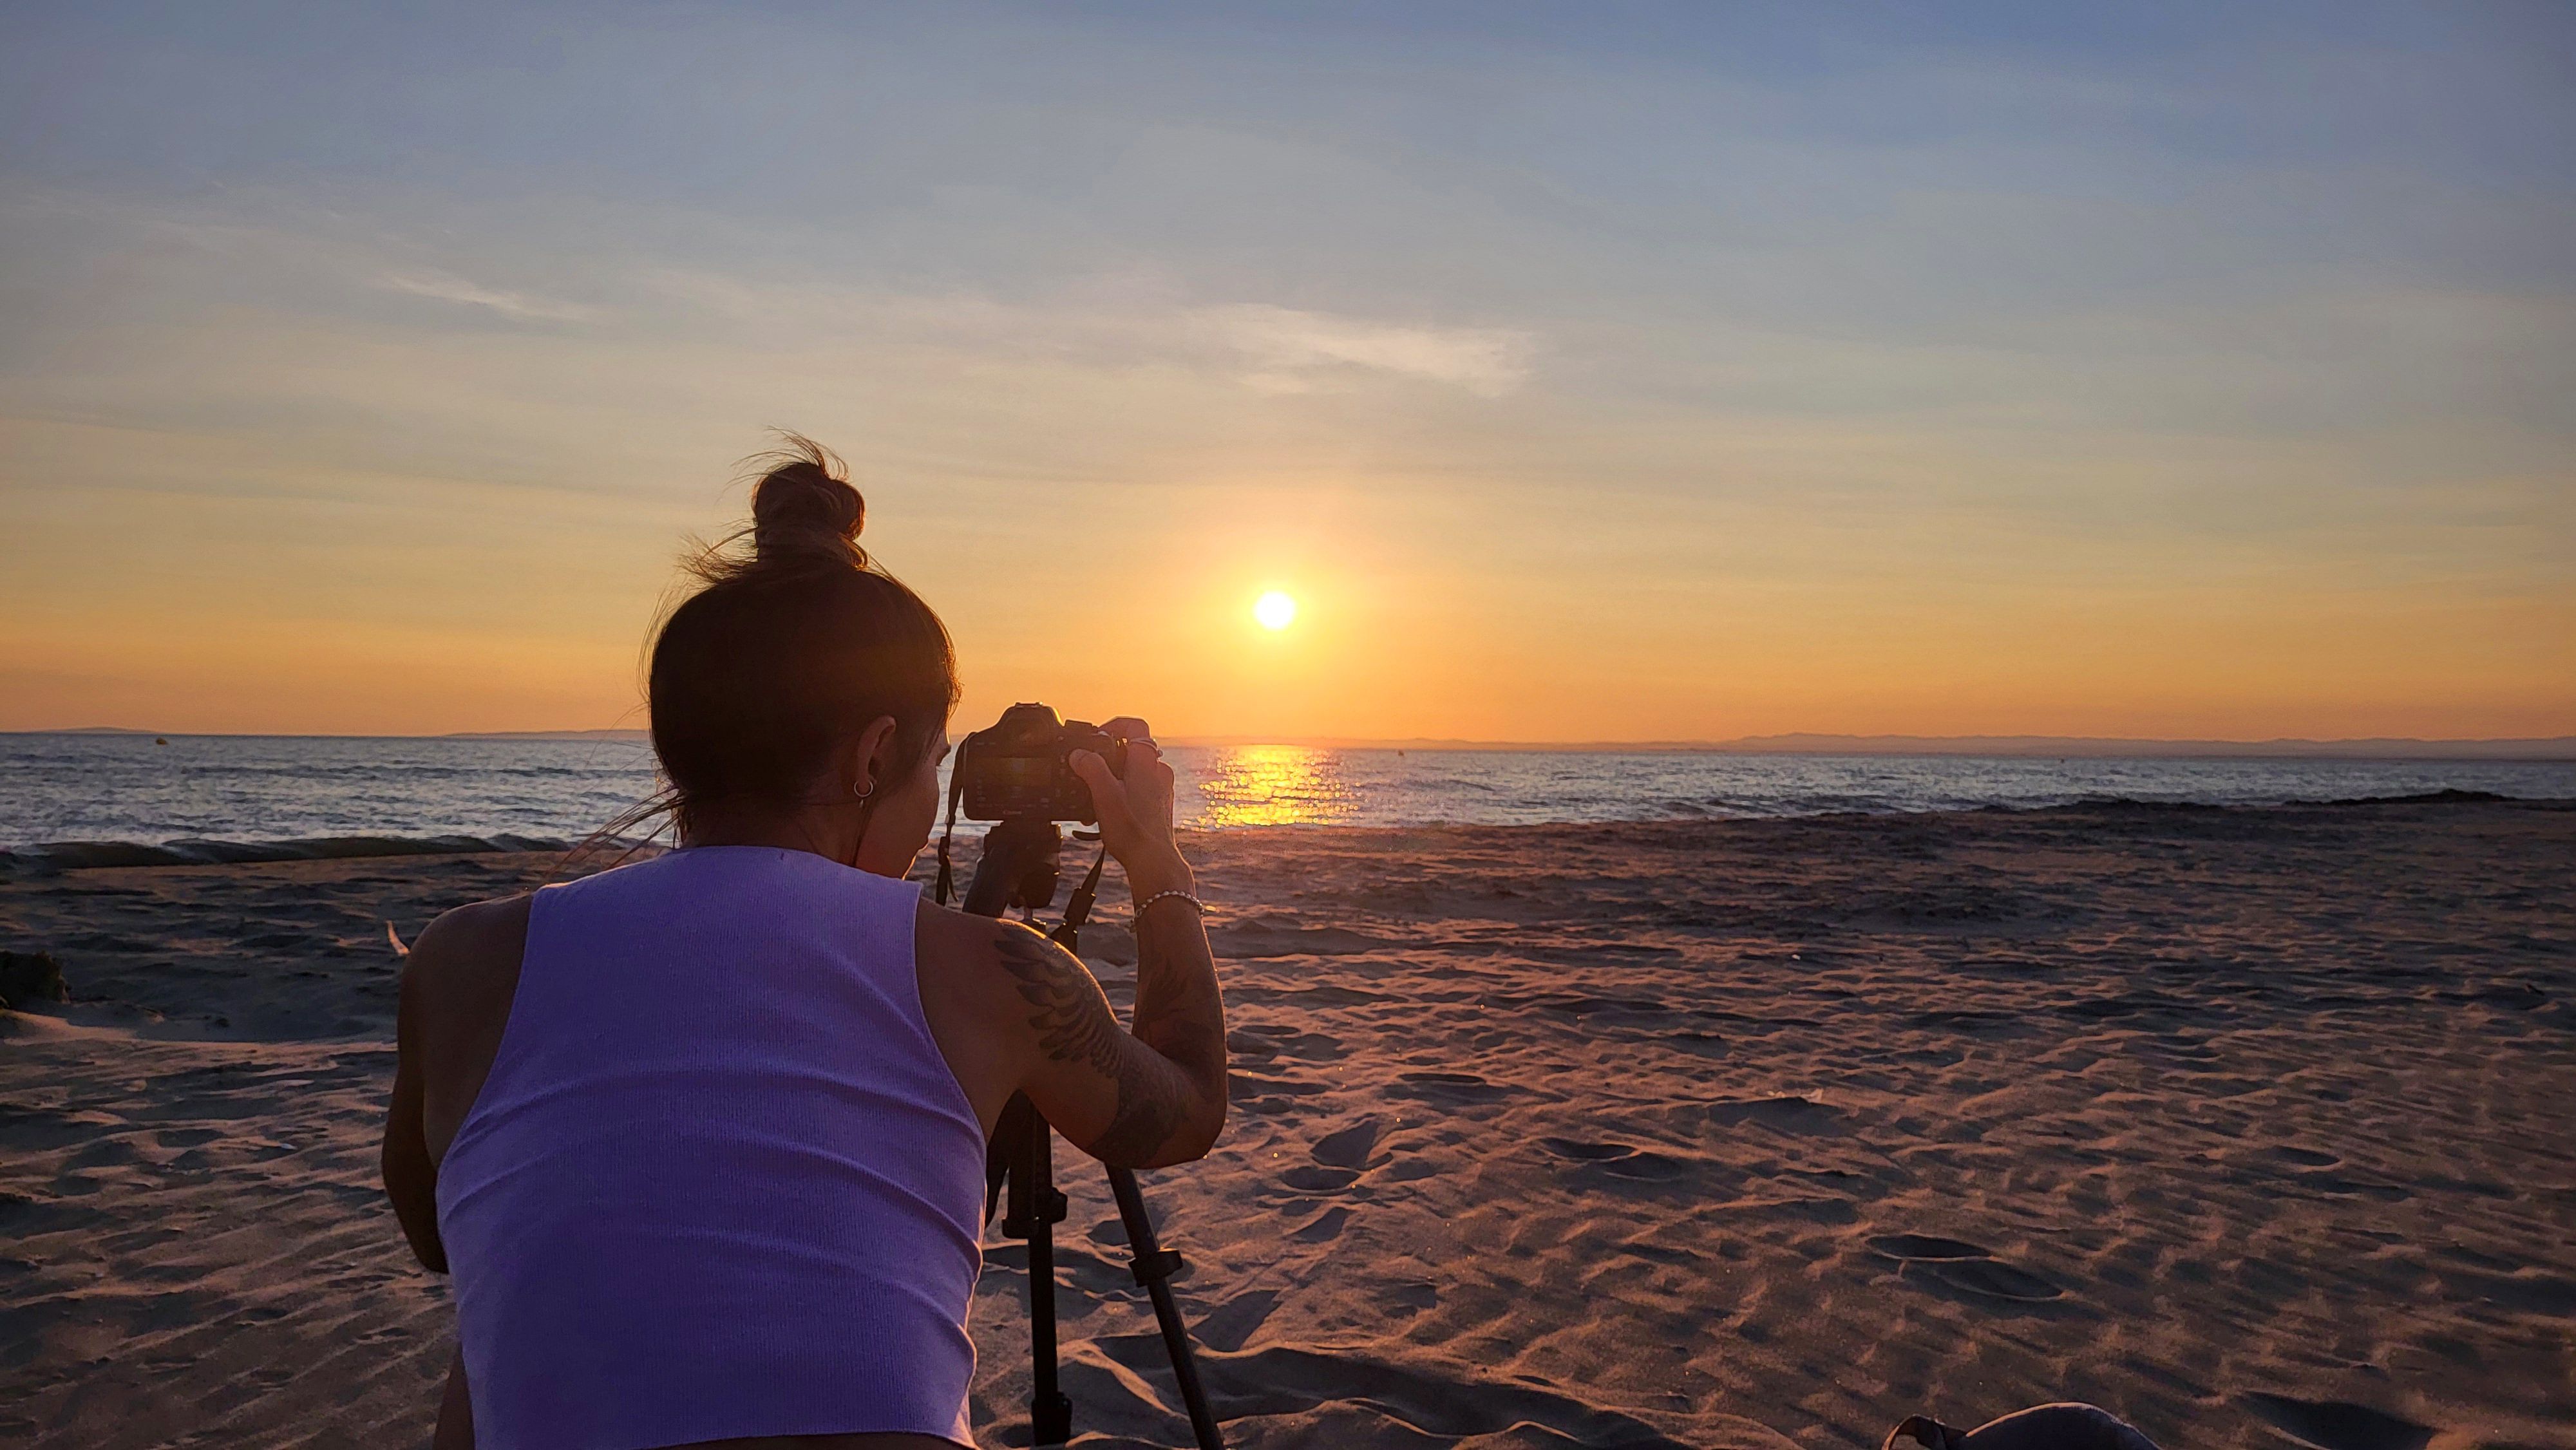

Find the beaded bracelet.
xmin=1134 ymin=888 xmax=1204 ymax=919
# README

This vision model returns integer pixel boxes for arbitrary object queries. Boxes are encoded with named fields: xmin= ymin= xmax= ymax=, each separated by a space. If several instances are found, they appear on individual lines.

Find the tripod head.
xmin=957 ymin=814 xmax=1107 ymax=965
xmin=965 ymin=816 xmax=1063 ymax=918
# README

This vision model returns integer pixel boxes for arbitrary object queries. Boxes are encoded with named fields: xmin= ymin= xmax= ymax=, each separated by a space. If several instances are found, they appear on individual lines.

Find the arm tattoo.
xmin=1132 ymin=902 xmax=1225 ymax=1075
xmin=992 ymin=927 xmax=1188 ymax=1163
xmin=1090 ymin=1060 xmax=1189 ymax=1165
xmin=992 ymin=928 xmax=1121 ymax=1075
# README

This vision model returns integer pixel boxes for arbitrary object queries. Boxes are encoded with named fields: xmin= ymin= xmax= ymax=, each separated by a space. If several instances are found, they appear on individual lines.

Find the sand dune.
xmin=3 ymin=801 xmax=2571 ymax=1447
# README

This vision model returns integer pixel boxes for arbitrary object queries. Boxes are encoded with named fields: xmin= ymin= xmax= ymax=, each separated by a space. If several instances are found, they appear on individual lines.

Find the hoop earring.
xmin=853 ymin=780 xmax=875 ymax=804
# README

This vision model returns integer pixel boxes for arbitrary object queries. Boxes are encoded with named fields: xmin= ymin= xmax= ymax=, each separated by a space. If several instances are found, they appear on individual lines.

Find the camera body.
xmin=956 ymin=702 xmax=1130 ymax=823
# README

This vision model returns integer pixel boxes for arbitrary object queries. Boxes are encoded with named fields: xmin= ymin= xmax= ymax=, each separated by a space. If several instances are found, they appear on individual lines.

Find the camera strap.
xmin=1048 ymin=844 xmax=1108 ymax=954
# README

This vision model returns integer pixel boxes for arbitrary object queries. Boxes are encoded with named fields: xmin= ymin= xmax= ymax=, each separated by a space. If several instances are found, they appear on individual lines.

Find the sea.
xmin=3 ymin=732 xmax=2571 ymax=864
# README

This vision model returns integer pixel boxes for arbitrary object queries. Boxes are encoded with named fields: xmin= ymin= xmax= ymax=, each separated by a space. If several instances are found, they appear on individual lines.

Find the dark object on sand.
xmin=1887 ymin=1404 xmax=2159 ymax=1450
xmin=0 ymin=950 xmax=68 ymax=1010
xmin=955 ymin=821 xmax=1224 ymax=1450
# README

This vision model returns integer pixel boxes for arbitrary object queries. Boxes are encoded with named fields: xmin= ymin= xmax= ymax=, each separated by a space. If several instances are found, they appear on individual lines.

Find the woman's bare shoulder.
xmin=911 ymin=894 xmax=1001 ymax=965
xmin=401 ymin=894 xmax=538 ymax=1050
xmin=910 ymin=895 xmax=1059 ymax=1003
xmin=406 ymin=894 xmax=536 ymax=993
xmin=907 ymin=896 xmax=1048 ymax=1131
xmin=401 ymin=893 xmax=538 ymax=1163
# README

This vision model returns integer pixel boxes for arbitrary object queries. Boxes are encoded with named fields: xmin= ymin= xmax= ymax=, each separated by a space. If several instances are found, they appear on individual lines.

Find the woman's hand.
xmin=1070 ymin=719 xmax=1193 ymax=900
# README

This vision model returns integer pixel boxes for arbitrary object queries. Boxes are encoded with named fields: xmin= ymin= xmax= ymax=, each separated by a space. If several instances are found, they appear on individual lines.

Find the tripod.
xmin=956 ymin=819 xmax=1226 ymax=1450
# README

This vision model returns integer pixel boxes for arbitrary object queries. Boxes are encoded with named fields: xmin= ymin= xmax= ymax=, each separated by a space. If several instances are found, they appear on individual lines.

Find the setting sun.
xmin=1254 ymin=590 xmax=1298 ymax=631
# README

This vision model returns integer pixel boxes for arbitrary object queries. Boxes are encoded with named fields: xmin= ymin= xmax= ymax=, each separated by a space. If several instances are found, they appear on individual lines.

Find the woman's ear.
xmin=851 ymin=716 xmax=900 ymax=798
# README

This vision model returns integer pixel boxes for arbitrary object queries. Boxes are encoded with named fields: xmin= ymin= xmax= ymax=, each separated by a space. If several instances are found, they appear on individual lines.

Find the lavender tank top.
xmin=433 ymin=847 xmax=985 ymax=1450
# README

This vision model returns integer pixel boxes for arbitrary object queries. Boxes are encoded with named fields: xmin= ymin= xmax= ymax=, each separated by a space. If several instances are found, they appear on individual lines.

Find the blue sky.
xmin=3 ymin=3 xmax=2570 ymax=737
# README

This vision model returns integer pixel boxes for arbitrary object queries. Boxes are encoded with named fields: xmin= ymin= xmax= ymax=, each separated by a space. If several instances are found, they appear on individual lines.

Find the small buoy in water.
xmin=155 ymin=737 xmax=167 ymax=746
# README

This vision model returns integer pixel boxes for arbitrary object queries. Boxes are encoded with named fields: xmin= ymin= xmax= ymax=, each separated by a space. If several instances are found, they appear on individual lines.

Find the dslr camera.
xmin=954 ymin=702 xmax=1133 ymax=823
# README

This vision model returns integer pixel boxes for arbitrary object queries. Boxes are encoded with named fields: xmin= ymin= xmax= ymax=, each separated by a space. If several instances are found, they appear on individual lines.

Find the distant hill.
xmin=438 ymin=729 xmax=652 ymax=741
xmin=1696 ymin=733 xmax=2576 ymax=760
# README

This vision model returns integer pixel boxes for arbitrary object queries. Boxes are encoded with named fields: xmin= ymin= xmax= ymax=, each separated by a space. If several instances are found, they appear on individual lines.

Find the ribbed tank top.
xmin=433 ymin=847 xmax=985 ymax=1450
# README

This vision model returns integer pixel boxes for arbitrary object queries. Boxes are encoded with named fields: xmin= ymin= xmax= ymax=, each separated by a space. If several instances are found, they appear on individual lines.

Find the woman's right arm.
xmin=979 ymin=902 xmax=1226 ymax=1168
xmin=971 ymin=739 xmax=1227 ymax=1168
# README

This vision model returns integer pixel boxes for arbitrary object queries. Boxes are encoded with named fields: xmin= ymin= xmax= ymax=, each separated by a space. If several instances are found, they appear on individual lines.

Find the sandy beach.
xmin=3 ymin=798 xmax=2571 ymax=1449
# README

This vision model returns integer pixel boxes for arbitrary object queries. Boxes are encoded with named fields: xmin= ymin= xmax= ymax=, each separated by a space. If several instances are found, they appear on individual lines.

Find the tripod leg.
xmin=1023 ymin=1125 xmax=1073 ymax=1445
xmin=1109 ymin=1167 xmax=1226 ymax=1450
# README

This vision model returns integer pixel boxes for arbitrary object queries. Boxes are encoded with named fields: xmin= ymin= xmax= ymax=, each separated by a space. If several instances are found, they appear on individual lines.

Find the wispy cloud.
xmin=633 ymin=269 xmax=1535 ymax=395
xmin=1196 ymin=305 xmax=1535 ymax=395
xmin=376 ymin=270 xmax=596 ymax=323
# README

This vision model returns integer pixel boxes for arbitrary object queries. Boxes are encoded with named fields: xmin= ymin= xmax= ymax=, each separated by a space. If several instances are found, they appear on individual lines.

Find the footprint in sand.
xmin=981 ymin=1241 xmax=1136 ymax=1297
xmin=1311 ymin=1118 xmax=1385 ymax=1171
xmin=1921 ymin=1257 xmax=2063 ymax=1302
xmin=1539 ymin=1139 xmax=1693 ymax=1182
xmin=1192 ymin=1288 xmax=1280 ymax=1353
xmin=2240 ymin=1393 xmax=2434 ymax=1450
xmin=1662 ymin=1030 xmax=1730 ymax=1057
xmin=1227 ymin=1069 xmax=1331 ymax=1113
xmin=1867 ymin=1233 xmax=1989 ymax=1261
xmin=1380 ymin=1281 xmax=1439 ymax=1312
xmin=1278 ymin=1165 xmax=1360 ymax=1193
xmin=1706 ymin=1095 xmax=1846 ymax=1135
xmin=1290 ymin=1205 xmax=1351 ymax=1243
xmin=1542 ymin=1138 xmax=1636 ymax=1162
xmin=1869 ymin=1234 xmax=2065 ymax=1303
xmin=1390 ymin=1070 xmax=1510 ymax=1104
xmin=1227 ymin=1026 xmax=1345 ymax=1062
xmin=0 ymin=1192 xmax=73 ymax=1233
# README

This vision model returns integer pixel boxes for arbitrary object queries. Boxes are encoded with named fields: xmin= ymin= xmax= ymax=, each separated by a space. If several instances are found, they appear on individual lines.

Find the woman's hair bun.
xmin=747 ymin=433 xmax=865 ymax=563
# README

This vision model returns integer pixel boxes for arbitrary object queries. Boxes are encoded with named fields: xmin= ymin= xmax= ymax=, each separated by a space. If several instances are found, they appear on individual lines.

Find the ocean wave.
xmin=2030 ymin=788 xmax=2519 ymax=813
xmin=0 ymin=834 xmax=576 ymax=872
xmin=2305 ymin=787 xmax=2517 ymax=807
xmin=0 ymin=783 xmax=2545 ymax=860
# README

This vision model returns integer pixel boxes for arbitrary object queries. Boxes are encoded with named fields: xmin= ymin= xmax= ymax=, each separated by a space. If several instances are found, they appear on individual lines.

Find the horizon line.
xmin=21 ymin=726 xmax=2576 ymax=760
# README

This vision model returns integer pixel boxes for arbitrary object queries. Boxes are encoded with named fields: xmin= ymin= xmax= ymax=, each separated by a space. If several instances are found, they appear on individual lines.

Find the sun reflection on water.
xmin=1184 ymin=744 xmax=1354 ymax=827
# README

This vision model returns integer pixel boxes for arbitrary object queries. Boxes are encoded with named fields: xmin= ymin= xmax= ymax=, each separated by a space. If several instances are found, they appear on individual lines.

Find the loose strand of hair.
xmin=552 ymin=786 xmax=682 ymax=883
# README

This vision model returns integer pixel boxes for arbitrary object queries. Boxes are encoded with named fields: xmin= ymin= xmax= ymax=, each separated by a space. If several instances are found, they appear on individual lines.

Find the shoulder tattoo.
xmin=990 ymin=925 xmax=1189 ymax=1163
xmin=991 ymin=927 xmax=1124 ymax=1076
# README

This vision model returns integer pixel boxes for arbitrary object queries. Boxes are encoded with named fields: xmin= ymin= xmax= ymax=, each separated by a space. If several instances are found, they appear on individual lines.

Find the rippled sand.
xmin=3 ymin=800 xmax=2571 ymax=1448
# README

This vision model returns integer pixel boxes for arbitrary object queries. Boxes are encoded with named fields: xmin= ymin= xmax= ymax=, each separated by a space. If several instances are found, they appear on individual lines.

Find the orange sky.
xmin=6 ymin=412 xmax=2567 ymax=741
xmin=3 ymin=9 xmax=2571 ymax=742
